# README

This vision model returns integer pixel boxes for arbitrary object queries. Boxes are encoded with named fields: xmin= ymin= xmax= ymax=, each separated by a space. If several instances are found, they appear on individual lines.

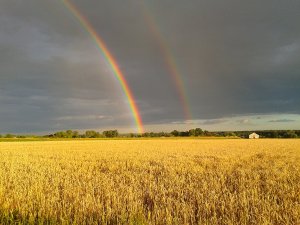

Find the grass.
xmin=0 ymin=139 xmax=299 ymax=224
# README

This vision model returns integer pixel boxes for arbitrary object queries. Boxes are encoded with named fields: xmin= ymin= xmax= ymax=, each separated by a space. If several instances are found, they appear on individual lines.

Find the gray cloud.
xmin=0 ymin=0 xmax=300 ymax=133
xmin=172 ymin=119 xmax=228 ymax=125
xmin=269 ymin=119 xmax=296 ymax=123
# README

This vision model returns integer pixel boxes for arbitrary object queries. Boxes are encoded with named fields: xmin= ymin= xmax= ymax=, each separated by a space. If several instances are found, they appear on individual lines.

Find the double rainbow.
xmin=63 ymin=0 xmax=144 ymax=133
xmin=141 ymin=3 xmax=192 ymax=120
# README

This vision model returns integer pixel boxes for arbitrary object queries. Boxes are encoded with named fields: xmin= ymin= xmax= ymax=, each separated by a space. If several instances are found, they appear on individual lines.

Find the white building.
xmin=249 ymin=132 xmax=259 ymax=139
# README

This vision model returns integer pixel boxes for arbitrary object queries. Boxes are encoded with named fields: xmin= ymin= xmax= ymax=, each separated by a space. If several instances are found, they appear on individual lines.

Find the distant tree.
xmin=187 ymin=128 xmax=204 ymax=136
xmin=103 ymin=130 xmax=118 ymax=138
xmin=283 ymin=130 xmax=297 ymax=138
xmin=203 ymin=130 xmax=211 ymax=136
xmin=227 ymin=132 xmax=236 ymax=137
xmin=85 ymin=130 xmax=100 ymax=138
xmin=149 ymin=132 xmax=156 ymax=137
xmin=72 ymin=131 xmax=79 ymax=138
xmin=179 ymin=131 xmax=189 ymax=137
xmin=270 ymin=131 xmax=279 ymax=138
xmin=189 ymin=129 xmax=196 ymax=136
xmin=17 ymin=135 xmax=26 ymax=138
xmin=157 ymin=132 xmax=165 ymax=137
xmin=54 ymin=131 xmax=67 ymax=138
xmin=194 ymin=128 xmax=203 ymax=136
xmin=129 ymin=133 xmax=136 ymax=138
xmin=143 ymin=132 xmax=150 ymax=137
xmin=171 ymin=130 xmax=179 ymax=137
xmin=45 ymin=134 xmax=54 ymax=138
xmin=79 ymin=134 xmax=86 ymax=138
xmin=164 ymin=132 xmax=171 ymax=137
xmin=0 ymin=134 xmax=2 ymax=138
xmin=66 ymin=130 xmax=73 ymax=138
xmin=5 ymin=134 xmax=16 ymax=138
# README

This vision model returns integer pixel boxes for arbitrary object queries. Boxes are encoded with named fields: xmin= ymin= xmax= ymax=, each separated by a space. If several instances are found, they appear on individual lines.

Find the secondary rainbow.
xmin=141 ymin=3 xmax=192 ymax=120
xmin=63 ymin=0 xmax=144 ymax=133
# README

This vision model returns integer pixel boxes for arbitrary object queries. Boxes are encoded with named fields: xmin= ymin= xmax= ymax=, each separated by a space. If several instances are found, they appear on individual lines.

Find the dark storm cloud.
xmin=0 ymin=0 xmax=300 ymax=133
xmin=156 ymin=0 xmax=300 ymax=120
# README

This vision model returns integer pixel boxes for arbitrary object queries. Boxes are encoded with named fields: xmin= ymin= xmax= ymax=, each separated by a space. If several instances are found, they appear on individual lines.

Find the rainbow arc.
xmin=63 ymin=0 xmax=144 ymax=133
xmin=141 ymin=2 xmax=192 ymax=120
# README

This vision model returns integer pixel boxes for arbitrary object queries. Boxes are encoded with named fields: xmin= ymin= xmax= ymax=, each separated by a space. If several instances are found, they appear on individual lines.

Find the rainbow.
xmin=142 ymin=4 xmax=192 ymax=120
xmin=62 ymin=0 xmax=144 ymax=133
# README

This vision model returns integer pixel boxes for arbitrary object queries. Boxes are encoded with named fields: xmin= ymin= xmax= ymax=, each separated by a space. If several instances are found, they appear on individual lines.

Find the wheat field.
xmin=0 ymin=139 xmax=299 ymax=224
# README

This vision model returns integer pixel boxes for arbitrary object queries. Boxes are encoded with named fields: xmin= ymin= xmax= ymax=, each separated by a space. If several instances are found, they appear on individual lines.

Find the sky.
xmin=0 ymin=0 xmax=300 ymax=133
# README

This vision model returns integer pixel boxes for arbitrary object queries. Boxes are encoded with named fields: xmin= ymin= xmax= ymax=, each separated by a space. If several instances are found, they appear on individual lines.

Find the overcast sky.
xmin=0 ymin=0 xmax=300 ymax=133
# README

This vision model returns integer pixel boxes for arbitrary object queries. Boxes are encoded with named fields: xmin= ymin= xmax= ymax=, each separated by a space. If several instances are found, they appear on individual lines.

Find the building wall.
xmin=249 ymin=133 xmax=259 ymax=139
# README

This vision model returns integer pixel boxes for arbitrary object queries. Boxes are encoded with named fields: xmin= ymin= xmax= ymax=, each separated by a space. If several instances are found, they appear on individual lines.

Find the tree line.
xmin=0 ymin=129 xmax=299 ymax=139
xmin=48 ymin=130 xmax=119 ymax=138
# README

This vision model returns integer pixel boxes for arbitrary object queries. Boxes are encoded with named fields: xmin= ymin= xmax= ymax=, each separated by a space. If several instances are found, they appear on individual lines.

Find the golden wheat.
xmin=0 ymin=139 xmax=299 ymax=224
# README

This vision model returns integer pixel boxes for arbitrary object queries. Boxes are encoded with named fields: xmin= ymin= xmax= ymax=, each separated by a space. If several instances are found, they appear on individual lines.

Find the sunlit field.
xmin=0 ymin=139 xmax=299 ymax=224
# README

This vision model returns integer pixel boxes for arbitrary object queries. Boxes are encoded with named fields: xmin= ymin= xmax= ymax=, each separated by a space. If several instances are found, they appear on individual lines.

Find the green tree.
xmin=189 ymin=129 xmax=196 ymax=136
xmin=283 ymin=131 xmax=297 ymax=138
xmin=54 ymin=131 xmax=67 ymax=138
xmin=271 ymin=131 xmax=279 ymax=138
xmin=72 ymin=131 xmax=79 ymax=138
xmin=171 ymin=130 xmax=179 ymax=137
xmin=143 ymin=132 xmax=150 ymax=137
xmin=5 ymin=134 xmax=16 ymax=138
xmin=103 ymin=130 xmax=118 ymax=138
xmin=85 ymin=130 xmax=99 ymax=138
xmin=129 ymin=133 xmax=136 ymax=138
xmin=66 ymin=130 xmax=73 ymax=138
xmin=179 ymin=131 xmax=189 ymax=137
